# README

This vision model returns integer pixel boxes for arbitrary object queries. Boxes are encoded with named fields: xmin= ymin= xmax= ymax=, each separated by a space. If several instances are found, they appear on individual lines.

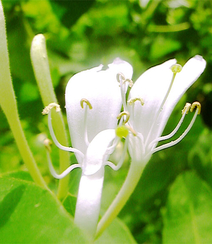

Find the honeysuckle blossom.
xmin=96 ymin=55 xmax=206 ymax=237
xmin=43 ymin=58 xmax=133 ymax=239
xmin=126 ymin=55 xmax=206 ymax=164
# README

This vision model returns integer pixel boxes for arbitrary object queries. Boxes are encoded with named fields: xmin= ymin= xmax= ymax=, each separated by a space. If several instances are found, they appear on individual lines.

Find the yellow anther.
xmin=182 ymin=103 xmax=191 ymax=114
xmin=42 ymin=103 xmax=60 ymax=115
xmin=44 ymin=138 xmax=52 ymax=152
xmin=190 ymin=101 xmax=201 ymax=114
xmin=80 ymin=98 xmax=93 ymax=109
xmin=116 ymin=125 xmax=129 ymax=138
xmin=117 ymin=111 xmax=130 ymax=124
xmin=117 ymin=73 xmax=133 ymax=87
xmin=128 ymin=97 xmax=144 ymax=106
xmin=171 ymin=64 xmax=182 ymax=74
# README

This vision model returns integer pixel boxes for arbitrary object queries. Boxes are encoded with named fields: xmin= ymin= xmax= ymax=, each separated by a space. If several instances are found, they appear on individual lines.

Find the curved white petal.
xmin=128 ymin=59 xmax=176 ymax=142
xmin=128 ymin=56 xmax=206 ymax=149
xmin=74 ymin=129 xmax=116 ymax=238
xmin=83 ymin=129 xmax=116 ymax=175
xmin=65 ymin=59 xmax=133 ymax=161
xmin=149 ymin=55 xmax=206 ymax=144
xmin=74 ymin=168 xmax=104 ymax=239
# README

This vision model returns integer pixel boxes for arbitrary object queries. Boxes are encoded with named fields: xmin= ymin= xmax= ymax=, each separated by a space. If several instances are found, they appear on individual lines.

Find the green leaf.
xmin=2 ymin=171 xmax=33 ymax=182
xmin=62 ymin=193 xmax=77 ymax=218
xmin=95 ymin=217 xmax=137 ymax=244
xmin=0 ymin=177 xmax=89 ymax=243
xmin=162 ymin=171 xmax=212 ymax=243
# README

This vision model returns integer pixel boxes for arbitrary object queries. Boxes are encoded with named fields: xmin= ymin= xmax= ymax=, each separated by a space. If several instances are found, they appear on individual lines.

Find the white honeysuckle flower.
xmin=65 ymin=58 xmax=133 ymax=164
xmin=42 ymin=58 xmax=132 ymax=239
xmin=96 ymin=56 xmax=206 ymax=237
xmin=126 ymin=55 xmax=206 ymax=165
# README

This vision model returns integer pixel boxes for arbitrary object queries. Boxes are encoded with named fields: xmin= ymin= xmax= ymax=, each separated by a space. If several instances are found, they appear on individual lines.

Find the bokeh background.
xmin=1 ymin=0 xmax=212 ymax=242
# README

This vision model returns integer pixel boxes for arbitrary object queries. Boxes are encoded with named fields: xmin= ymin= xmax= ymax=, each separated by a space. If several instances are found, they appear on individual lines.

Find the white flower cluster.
xmin=43 ymin=56 xmax=206 ymax=238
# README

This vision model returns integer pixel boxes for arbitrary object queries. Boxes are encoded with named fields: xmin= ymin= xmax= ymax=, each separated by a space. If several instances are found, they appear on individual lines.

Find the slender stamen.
xmin=152 ymin=102 xmax=201 ymax=154
xmin=117 ymin=111 xmax=130 ymax=124
xmin=128 ymin=97 xmax=144 ymax=106
xmin=117 ymin=72 xmax=133 ymax=110
xmin=125 ymin=125 xmax=137 ymax=136
xmin=137 ymin=133 xmax=145 ymax=155
xmin=106 ymin=136 xmax=129 ymax=171
xmin=80 ymin=98 xmax=93 ymax=109
xmin=148 ymin=103 xmax=191 ymax=150
xmin=80 ymin=98 xmax=93 ymax=146
xmin=182 ymin=102 xmax=192 ymax=114
xmin=144 ymin=63 xmax=182 ymax=147
xmin=116 ymin=73 xmax=133 ymax=87
xmin=190 ymin=101 xmax=201 ymax=114
xmin=44 ymin=139 xmax=81 ymax=179
xmin=42 ymin=102 xmax=60 ymax=115
xmin=127 ymin=97 xmax=144 ymax=130
xmin=42 ymin=104 xmax=84 ymax=160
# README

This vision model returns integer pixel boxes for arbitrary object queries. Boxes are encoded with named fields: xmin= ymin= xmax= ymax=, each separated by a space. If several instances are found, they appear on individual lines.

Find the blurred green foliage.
xmin=1 ymin=0 xmax=212 ymax=243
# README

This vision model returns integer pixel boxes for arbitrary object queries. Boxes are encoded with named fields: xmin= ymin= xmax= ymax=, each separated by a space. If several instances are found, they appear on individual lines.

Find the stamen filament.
xmin=42 ymin=102 xmax=60 ymax=115
xmin=190 ymin=101 xmax=201 ymax=114
xmin=80 ymin=98 xmax=92 ymax=146
xmin=148 ymin=103 xmax=191 ymax=150
xmin=152 ymin=106 xmax=199 ymax=154
xmin=106 ymin=136 xmax=129 ymax=171
xmin=127 ymin=97 xmax=144 ymax=130
xmin=105 ymin=137 xmax=119 ymax=154
xmin=45 ymin=107 xmax=84 ymax=160
xmin=144 ymin=64 xmax=182 ymax=147
xmin=44 ymin=138 xmax=81 ymax=179
xmin=125 ymin=125 xmax=137 ymax=136
xmin=117 ymin=73 xmax=133 ymax=110
xmin=128 ymin=97 xmax=144 ymax=106
xmin=117 ymin=111 xmax=130 ymax=124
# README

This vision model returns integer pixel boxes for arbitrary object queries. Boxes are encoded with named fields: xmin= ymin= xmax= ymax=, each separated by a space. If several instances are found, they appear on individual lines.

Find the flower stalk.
xmin=0 ymin=1 xmax=47 ymax=189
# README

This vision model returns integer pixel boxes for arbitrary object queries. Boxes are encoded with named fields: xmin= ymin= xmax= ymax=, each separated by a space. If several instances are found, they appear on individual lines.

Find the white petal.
xmin=74 ymin=129 xmax=117 ymax=237
xmin=108 ymin=57 xmax=133 ymax=79
xmin=151 ymin=55 xmax=206 ymax=142
xmin=128 ymin=59 xmax=176 ymax=142
xmin=128 ymin=56 xmax=206 ymax=147
xmin=65 ymin=59 xmax=132 ymax=158
xmin=83 ymin=129 xmax=116 ymax=175
xmin=74 ymin=168 xmax=104 ymax=239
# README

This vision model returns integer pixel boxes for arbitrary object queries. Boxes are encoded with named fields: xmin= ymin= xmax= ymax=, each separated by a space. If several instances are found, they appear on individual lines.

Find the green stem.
xmin=8 ymin=111 xmax=48 ymax=188
xmin=96 ymin=160 xmax=144 ymax=239
xmin=0 ymin=0 xmax=47 ymax=189
xmin=30 ymin=34 xmax=70 ymax=200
